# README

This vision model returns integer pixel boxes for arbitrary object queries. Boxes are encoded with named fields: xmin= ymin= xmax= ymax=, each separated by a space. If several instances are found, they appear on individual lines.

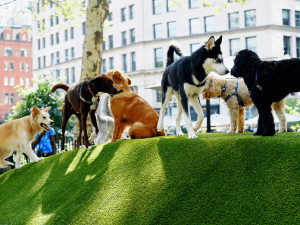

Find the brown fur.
xmin=106 ymin=69 xmax=132 ymax=91
xmin=51 ymin=74 xmax=121 ymax=149
xmin=202 ymin=74 xmax=287 ymax=133
xmin=0 ymin=106 xmax=53 ymax=169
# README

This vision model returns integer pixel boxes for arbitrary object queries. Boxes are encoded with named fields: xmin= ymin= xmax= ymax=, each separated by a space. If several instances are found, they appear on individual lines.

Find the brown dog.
xmin=0 ymin=106 xmax=53 ymax=169
xmin=51 ymin=74 xmax=121 ymax=149
xmin=109 ymin=73 xmax=165 ymax=141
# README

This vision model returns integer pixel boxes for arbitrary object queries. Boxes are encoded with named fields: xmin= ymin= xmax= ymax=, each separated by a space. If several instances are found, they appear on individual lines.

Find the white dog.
xmin=0 ymin=106 xmax=53 ymax=169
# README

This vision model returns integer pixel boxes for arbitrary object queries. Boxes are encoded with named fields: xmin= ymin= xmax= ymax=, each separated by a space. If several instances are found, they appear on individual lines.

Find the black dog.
xmin=157 ymin=36 xmax=229 ymax=138
xmin=52 ymin=75 xmax=121 ymax=150
xmin=231 ymin=49 xmax=300 ymax=136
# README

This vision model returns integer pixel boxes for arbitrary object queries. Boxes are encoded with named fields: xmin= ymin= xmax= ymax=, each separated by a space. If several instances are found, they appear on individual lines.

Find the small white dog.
xmin=0 ymin=106 xmax=53 ymax=169
xmin=89 ymin=93 xmax=114 ymax=145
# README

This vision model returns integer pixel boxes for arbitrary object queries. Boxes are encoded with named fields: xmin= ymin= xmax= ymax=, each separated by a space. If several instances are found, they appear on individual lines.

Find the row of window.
xmin=102 ymin=52 xmax=136 ymax=74
xmin=3 ymin=77 xmax=30 ymax=88
xmin=282 ymin=9 xmax=300 ymax=27
xmin=119 ymin=5 xmax=134 ymax=22
xmin=37 ymin=47 xmax=75 ymax=69
xmin=3 ymin=62 xmax=30 ymax=72
xmin=2 ymin=48 xmax=29 ymax=57
xmin=52 ymin=67 xmax=76 ymax=85
xmin=104 ymin=28 xmax=135 ymax=50
xmin=3 ymin=93 xmax=15 ymax=105
xmin=284 ymin=36 xmax=300 ymax=57
xmin=3 ymin=32 xmax=27 ymax=42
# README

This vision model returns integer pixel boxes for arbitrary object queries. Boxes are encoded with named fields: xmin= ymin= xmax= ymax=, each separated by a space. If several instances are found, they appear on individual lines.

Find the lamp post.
xmin=206 ymin=99 xmax=211 ymax=133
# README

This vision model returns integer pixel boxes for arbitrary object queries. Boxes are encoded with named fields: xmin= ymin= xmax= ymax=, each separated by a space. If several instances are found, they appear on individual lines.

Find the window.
xmin=43 ymin=38 xmax=46 ymax=48
xmin=122 ymin=54 xmax=127 ymax=72
xmin=25 ymin=78 xmax=30 ymax=88
xmin=153 ymin=0 xmax=162 ymax=15
xmin=65 ymin=29 xmax=68 ymax=41
xmin=20 ymin=63 xmax=24 ymax=72
xmin=25 ymin=63 xmax=29 ymax=72
xmin=154 ymin=23 xmax=163 ymax=39
xmin=246 ymin=36 xmax=257 ymax=52
xmin=71 ymin=47 xmax=75 ymax=59
xmin=190 ymin=43 xmax=200 ymax=53
xmin=71 ymin=67 xmax=75 ymax=83
xmin=50 ymin=16 xmax=54 ymax=26
xmin=102 ymin=59 xmax=107 ymax=73
xmin=56 ymin=32 xmax=59 ymax=44
xmin=228 ymin=12 xmax=239 ymax=29
xmin=109 ymin=35 xmax=113 ymax=49
xmin=189 ymin=0 xmax=199 ymax=9
xmin=10 ymin=93 xmax=15 ymax=105
xmin=283 ymin=36 xmax=291 ymax=55
xmin=189 ymin=18 xmax=200 ymax=34
xmin=167 ymin=0 xmax=176 ymax=12
xmin=229 ymin=38 xmax=241 ymax=56
xmin=131 ymin=52 xmax=136 ymax=71
xmin=5 ymin=94 xmax=9 ymax=104
xmin=296 ymin=11 xmax=300 ymax=27
xmin=38 ymin=39 xmax=41 ymax=50
xmin=20 ymin=49 xmax=28 ymax=57
xmin=6 ymin=33 xmax=11 ymax=40
xmin=51 ymin=53 xmax=54 ymax=66
xmin=10 ymin=62 xmax=14 ymax=71
xmin=109 ymin=57 xmax=114 ymax=70
xmin=297 ymin=37 xmax=300 ymax=57
xmin=167 ymin=21 xmax=177 ymax=37
xmin=108 ymin=12 xmax=113 ymax=22
xmin=129 ymin=5 xmax=134 ymax=20
xmin=56 ymin=69 xmax=60 ymax=79
xmin=10 ymin=77 xmax=15 ymax=86
xmin=70 ymin=27 xmax=74 ymax=39
xmin=204 ymin=16 xmax=215 ymax=32
xmin=20 ymin=77 xmax=24 ymax=87
xmin=43 ymin=56 xmax=46 ymax=67
xmin=22 ymin=34 xmax=26 ymax=42
xmin=65 ymin=68 xmax=69 ymax=84
xmin=4 ymin=48 xmax=13 ymax=56
xmin=154 ymin=48 xmax=163 ymax=68
xmin=56 ymin=51 xmax=60 ymax=63
xmin=4 ymin=62 xmax=8 ymax=71
xmin=203 ymin=0 xmax=215 ymax=7
xmin=130 ymin=28 xmax=135 ymax=43
xmin=82 ymin=22 xmax=86 ymax=35
xmin=51 ymin=34 xmax=54 ymax=45
xmin=121 ymin=8 xmax=126 ymax=22
xmin=65 ymin=49 xmax=69 ymax=61
xmin=56 ymin=16 xmax=59 ymax=25
xmin=4 ymin=77 xmax=8 ymax=86
xmin=122 ymin=31 xmax=127 ymax=46
xmin=103 ymin=41 xmax=106 ymax=51
xmin=156 ymin=91 xmax=162 ymax=102
xmin=282 ymin=9 xmax=290 ymax=26
xmin=245 ymin=9 xmax=256 ymax=27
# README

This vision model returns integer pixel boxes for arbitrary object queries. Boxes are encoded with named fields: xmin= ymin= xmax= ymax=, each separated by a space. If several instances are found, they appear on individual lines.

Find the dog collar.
xmin=224 ymin=80 xmax=244 ymax=107
xmin=79 ymin=82 xmax=99 ymax=110
xmin=88 ymin=85 xmax=96 ymax=97
xmin=221 ymin=81 xmax=226 ymax=92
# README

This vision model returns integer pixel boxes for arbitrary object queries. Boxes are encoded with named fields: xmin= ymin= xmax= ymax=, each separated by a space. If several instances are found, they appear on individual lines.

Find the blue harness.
xmin=222 ymin=80 xmax=244 ymax=107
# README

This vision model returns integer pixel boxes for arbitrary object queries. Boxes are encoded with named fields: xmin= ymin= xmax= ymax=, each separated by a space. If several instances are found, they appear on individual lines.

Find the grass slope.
xmin=1 ymin=133 xmax=300 ymax=224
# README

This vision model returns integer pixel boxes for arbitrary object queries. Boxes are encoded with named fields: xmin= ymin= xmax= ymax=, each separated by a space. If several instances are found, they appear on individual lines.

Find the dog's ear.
xmin=215 ymin=35 xmax=222 ymax=46
xmin=43 ymin=106 xmax=51 ymax=112
xmin=205 ymin=36 xmax=215 ymax=50
xmin=31 ymin=106 xmax=41 ymax=118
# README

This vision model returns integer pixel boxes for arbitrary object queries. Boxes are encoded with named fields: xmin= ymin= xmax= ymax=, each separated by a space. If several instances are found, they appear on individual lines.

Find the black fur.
xmin=231 ymin=49 xmax=300 ymax=136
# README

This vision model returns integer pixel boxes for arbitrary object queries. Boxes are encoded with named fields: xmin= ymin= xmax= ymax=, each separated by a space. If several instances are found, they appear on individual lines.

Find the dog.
xmin=51 ymin=74 xmax=121 ymax=149
xmin=230 ymin=49 xmax=300 ymax=136
xmin=202 ymin=73 xmax=287 ymax=133
xmin=89 ymin=70 xmax=132 ymax=145
xmin=0 ymin=106 xmax=53 ymax=169
xmin=157 ymin=36 xmax=229 ymax=138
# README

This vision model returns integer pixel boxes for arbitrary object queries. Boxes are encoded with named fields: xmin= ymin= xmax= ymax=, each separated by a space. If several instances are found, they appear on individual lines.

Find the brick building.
xmin=0 ymin=26 xmax=32 ymax=123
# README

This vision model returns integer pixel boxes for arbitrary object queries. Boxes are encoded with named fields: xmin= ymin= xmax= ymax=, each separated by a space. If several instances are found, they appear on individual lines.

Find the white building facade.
xmin=32 ymin=0 xmax=300 ymax=128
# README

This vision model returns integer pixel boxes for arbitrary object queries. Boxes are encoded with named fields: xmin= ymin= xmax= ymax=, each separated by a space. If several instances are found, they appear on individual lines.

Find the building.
xmin=0 ymin=26 xmax=32 ymax=123
xmin=32 ymin=0 xmax=300 ymax=130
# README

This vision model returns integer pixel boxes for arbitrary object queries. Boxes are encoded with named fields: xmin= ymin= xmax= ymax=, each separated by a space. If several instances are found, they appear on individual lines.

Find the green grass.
xmin=1 ymin=133 xmax=300 ymax=224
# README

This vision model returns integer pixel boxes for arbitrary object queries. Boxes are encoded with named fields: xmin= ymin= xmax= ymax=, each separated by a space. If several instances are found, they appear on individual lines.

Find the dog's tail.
xmin=166 ymin=45 xmax=183 ymax=67
xmin=51 ymin=83 xmax=69 ymax=92
xmin=97 ymin=93 xmax=112 ymax=116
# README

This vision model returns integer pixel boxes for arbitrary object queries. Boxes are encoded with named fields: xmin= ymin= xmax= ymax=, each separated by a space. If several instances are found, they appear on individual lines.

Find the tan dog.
xmin=202 ymin=74 xmax=287 ymax=133
xmin=106 ymin=69 xmax=131 ymax=91
xmin=0 ymin=106 xmax=53 ymax=169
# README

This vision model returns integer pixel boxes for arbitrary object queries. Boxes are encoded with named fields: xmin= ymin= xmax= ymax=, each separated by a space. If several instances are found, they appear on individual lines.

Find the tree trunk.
xmin=74 ymin=0 xmax=109 ymax=148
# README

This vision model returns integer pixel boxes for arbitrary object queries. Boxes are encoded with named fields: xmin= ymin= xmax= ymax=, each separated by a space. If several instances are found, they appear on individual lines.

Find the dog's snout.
xmin=50 ymin=121 xmax=54 ymax=125
xmin=225 ymin=68 xmax=229 ymax=74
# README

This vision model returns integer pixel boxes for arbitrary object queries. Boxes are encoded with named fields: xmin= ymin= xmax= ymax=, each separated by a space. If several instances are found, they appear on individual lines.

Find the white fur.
xmin=203 ymin=58 xmax=228 ymax=75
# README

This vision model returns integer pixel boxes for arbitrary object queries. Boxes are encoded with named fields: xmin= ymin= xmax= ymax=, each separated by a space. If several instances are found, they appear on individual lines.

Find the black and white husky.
xmin=157 ymin=36 xmax=229 ymax=138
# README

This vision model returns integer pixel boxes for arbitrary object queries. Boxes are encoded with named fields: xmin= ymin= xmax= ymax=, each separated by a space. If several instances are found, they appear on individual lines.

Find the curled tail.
xmin=166 ymin=45 xmax=183 ymax=67
xmin=51 ymin=83 xmax=69 ymax=92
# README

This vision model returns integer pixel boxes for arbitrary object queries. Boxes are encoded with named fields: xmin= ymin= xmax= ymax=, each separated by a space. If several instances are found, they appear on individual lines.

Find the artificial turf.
xmin=0 ymin=133 xmax=300 ymax=224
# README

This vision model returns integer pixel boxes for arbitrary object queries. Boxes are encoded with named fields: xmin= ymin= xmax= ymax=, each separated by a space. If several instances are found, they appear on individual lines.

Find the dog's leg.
xmin=90 ymin=110 xmax=99 ymax=134
xmin=180 ymin=93 xmax=197 ymax=139
xmin=174 ymin=93 xmax=183 ymax=136
xmin=0 ymin=159 xmax=14 ymax=168
xmin=272 ymin=100 xmax=287 ymax=132
xmin=157 ymin=87 xmax=173 ymax=132
xmin=256 ymin=104 xmax=275 ymax=136
xmin=61 ymin=104 xmax=73 ymax=151
xmin=237 ymin=108 xmax=245 ymax=133
xmin=228 ymin=108 xmax=238 ymax=133
xmin=81 ymin=112 xmax=90 ymax=148
xmin=15 ymin=149 xmax=23 ymax=169
xmin=254 ymin=115 xmax=264 ymax=136
xmin=21 ymin=143 xmax=40 ymax=166
xmin=111 ymin=118 xmax=126 ymax=142
xmin=189 ymin=96 xmax=204 ymax=133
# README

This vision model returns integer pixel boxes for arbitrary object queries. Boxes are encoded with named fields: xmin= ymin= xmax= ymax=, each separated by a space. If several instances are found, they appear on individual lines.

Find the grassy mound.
xmin=1 ymin=133 xmax=300 ymax=224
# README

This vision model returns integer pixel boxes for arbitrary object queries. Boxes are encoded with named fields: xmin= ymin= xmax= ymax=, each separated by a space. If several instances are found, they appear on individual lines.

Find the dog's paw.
xmin=87 ymin=146 xmax=93 ymax=150
xmin=261 ymin=132 xmax=275 ymax=136
xmin=227 ymin=130 xmax=235 ymax=134
xmin=15 ymin=164 xmax=23 ymax=169
xmin=176 ymin=131 xmax=184 ymax=136
xmin=7 ymin=162 xmax=14 ymax=166
xmin=188 ymin=133 xmax=198 ymax=139
xmin=79 ymin=145 xmax=85 ymax=148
